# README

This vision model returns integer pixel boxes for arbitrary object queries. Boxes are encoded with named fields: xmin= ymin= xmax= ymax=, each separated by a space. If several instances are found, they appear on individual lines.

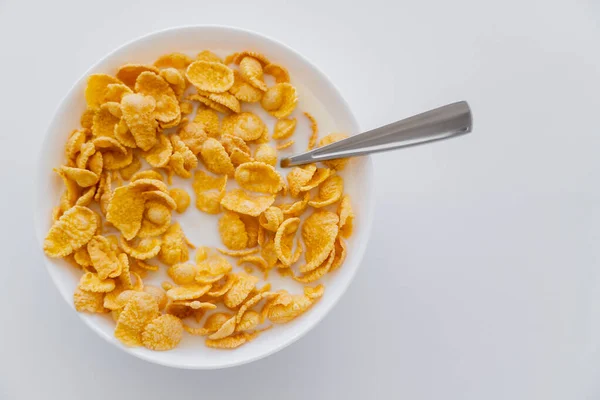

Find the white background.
xmin=0 ymin=0 xmax=599 ymax=399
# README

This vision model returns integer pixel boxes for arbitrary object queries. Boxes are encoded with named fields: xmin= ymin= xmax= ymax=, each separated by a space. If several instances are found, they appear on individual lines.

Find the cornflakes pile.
xmin=43 ymin=50 xmax=354 ymax=352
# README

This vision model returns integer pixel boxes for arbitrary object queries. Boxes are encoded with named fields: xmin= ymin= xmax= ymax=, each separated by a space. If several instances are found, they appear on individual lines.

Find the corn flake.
xmin=121 ymin=93 xmax=158 ymax=151
xmin=239 ymin=56 xmax=267 ymax=91
xmin=158 ymin=223 xmax=189 ymax=265
xmin=264 ymin=63 xmax=290 ymax=83
xmin=229 ymin=70 xmax=263 ymax=103
xmin=186 ymin=60 xmax=234 ymax=93
xmin=85 ymin=74 xmax=121 ymax=109
xmin=308 ymin=175 xmax=344 ymax=208
xmin=261 ymin=83 xmax=297 ymax=118
xmin=44 ymin=206 xmax=98 ymax=258
xmin=318 ymin=133 xmax=350 ymax=170
xmin=192 ymin=170 xmax=227 ymax=214
xmin=141 ymin=314 xmax=183 ymax=351
xmin=235 ymin=162 xmax=283 ymax=194
xmin=301 ymin=211 xmax=339 ymax=273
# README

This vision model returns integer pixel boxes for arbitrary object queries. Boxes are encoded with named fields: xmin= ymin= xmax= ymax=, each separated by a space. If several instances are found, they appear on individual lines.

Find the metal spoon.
xmin=280 ymin=101 xmax=473 ymax=168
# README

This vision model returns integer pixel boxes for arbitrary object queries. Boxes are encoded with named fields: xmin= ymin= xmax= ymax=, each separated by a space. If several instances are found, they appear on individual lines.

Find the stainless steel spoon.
xmin=280 ymin=101 xmax=473 ymax=168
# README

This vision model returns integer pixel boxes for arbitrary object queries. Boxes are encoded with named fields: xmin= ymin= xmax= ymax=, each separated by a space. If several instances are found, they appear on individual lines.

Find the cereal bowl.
xmin=34 ymin=26 xmax=374 ymax=369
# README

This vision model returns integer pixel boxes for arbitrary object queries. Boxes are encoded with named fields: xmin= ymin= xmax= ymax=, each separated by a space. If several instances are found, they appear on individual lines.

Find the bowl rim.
xmin=34 ymin=24 xmax=375 ymax=369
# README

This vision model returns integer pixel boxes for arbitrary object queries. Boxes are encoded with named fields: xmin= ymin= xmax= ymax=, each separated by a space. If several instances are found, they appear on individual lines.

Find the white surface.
xmin=35 ymin=25 xmax=374 ymax=369
xmin=1 ymin=0 xmax=599 ymax=398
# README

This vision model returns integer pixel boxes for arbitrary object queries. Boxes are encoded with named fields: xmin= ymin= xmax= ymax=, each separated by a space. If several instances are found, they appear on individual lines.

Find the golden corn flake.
xmin=193 ymin=108 xmax=220 ymax=138
xmin=154 ymin=52 xmax=193 ymax=70
xmin=318 ymin=133 xmax=350 ymax=170
xmin=114 ymin=118 xmax=137 ymax=148
xmin=274 ymin=217 xmax=300 ymax=266
xmin=87 ymin=236 xmax=120 ymax=279
xmin=79 ymin=272 xmax=116 ymax=293
xmin=103 ymin=101 xmax=123 ymax=118
xmin=92 ymin=104 xmax=120 ymax=138
xmin=272 ymin=118 xmax=297 ymax=140
xmin=59 ymin=166 xmax=99 ymax=187
xmin=138 ymin=201 xmax=171 ymax=238
xmin=300 ymin=168 xmax=331 ymax=192
xmin=106 ymin=186 xmax=145 ymax=239
xmin=276 ymin=140 xmax=294 ymax=150
xmin=337 ymin=194 xmax=354 ymax=238
xmin=141 ymin=190 xmax=177 ymax=210
xmin=187 ymin=93 xmax=230 ymax=113
xmin=142 ymin=133 xmax=172 ymax=168
xmin=166 ymin=283 xmax=211 ymax=301
xmin=229 ymin=51 xmax=270 ymax=66
xmin=179 ymin=121 xmax=209 ymax=154
xmin=286 ymin=164 xmax=316 ymax=197
xmin=44 ymin=206 xmax=98 ymax=258
xmin=128 ymin=177 xmax=168 ymax=193
xmin=92 ymin=136 xmax=127 ymax=154
xmin=65 ymin=129 xmax=88 ymax=161
xmin=330 ymin=237 xmax=347 ymax=272
xmin=102 ymin=83 xmax=133 ymax=104
xmin=267 ymin=293 xmax=313 ymax=324
xmin=218 ymin=212 xmax=249 ymax=250
xmin=239 ymin=214 xmax=259 ymax=248
xmin=169 ymin=134 xmax=198 ymax=176
xmin=205 ymin=332 xmax=258 ymax=349
xmin=80 ymin=109 xmax=95 ymax=129
xmin=236 ymin=291 xmax=276 ymax=324
xmin=204 ymin=312 xmax=234 ymax=333
xmin=158 ymin=223 xmax=189 ymax=265
xmin=220 ymin=189 xmax=275 ymax=217
xmin=301 ymin=211 xmax=339 ymax=273
xmin=229 ymin=70 xmax=263 ymax=103
xmin=192 ymin=170 xmax=227 ymax=214
xmin=121 ymin=93 xmax=158 ymax=151
xmin=114 ymin=292 xmax=160 ymax=347
xmin=186 ymin=60 xmax=234 ymax=93
xmin=160 ymin=67 xmax=187 ymax=98
xmin=224 ymin=273 xmax=259 ymax=309
xmin=168 ymin=188 xmax=190 ymax=213
xmin=264 ymin=63 xmax=290 ymax=83
xmin=217 ymin=249 xmax=259 ymax=259
xmin=237 ymin=255 xmax=268 ymax=273
xmin=141 ymin=314 xmax=183 ymax=351
xmin=168 ymin=263 xmax=197 ymax=285
xmin=254 ymin=144 xmax=277 ymax=166
xmin=259 ymin=206 xmax=283 ymax=232
xmin=196 ymin=255 xmax=232 ymax=282
xmin=130 ymin=170 xmax=163 ymax=182
xmin=239 ymin=56 xmax=267 ymax=91
xmin=207 ymin=315 xmax=236 ymax=340
xmin=202 ymin=91 xmax=240 ymax=113
xmin=236 ymin=310 xmax=260 ymax=332
xmin=116 ymin=64 xmax=159 ymax=87
xmin=134 ymin=71 xmax=180 ymax=123
xmin=73 ymin=287 xmax=105 ymax=313
xmin=261 ymin=83 xmax=297 ymax=118
xmin=75 ymin=141 xmax=95 ymax=169
xmin=305 ymin=112 xmax=319 ymax=150
xmin=197 ymin=50 xmax=222 ymax=63
xmin=200 ymin=138 xmax=235 ymax=176
xmin=85 ymin=74 xmax=122 ymax=109
xmin=294 ymin=247 xmax=335 ymax=283
xmin=308 ymin=175 xmax=344 ymax=208
xmin=220 ymin=133 xmax=251 ymax=157
xmin=234 ymin=162 xmax=283 ymax=194
xmin=102 ymin=148 xmax=134 ymax=170
xmin=119 ymin=155 xmax=142 ymax=180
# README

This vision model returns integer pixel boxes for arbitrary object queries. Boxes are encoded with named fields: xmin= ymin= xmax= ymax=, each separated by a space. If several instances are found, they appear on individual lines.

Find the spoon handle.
xmin=280 ymin=101 xmax=473 ymax=167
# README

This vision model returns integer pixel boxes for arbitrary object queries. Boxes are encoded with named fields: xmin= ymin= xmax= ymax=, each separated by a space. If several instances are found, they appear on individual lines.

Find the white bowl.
xmin=34 ymin=26 xmax=374 ymax=369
